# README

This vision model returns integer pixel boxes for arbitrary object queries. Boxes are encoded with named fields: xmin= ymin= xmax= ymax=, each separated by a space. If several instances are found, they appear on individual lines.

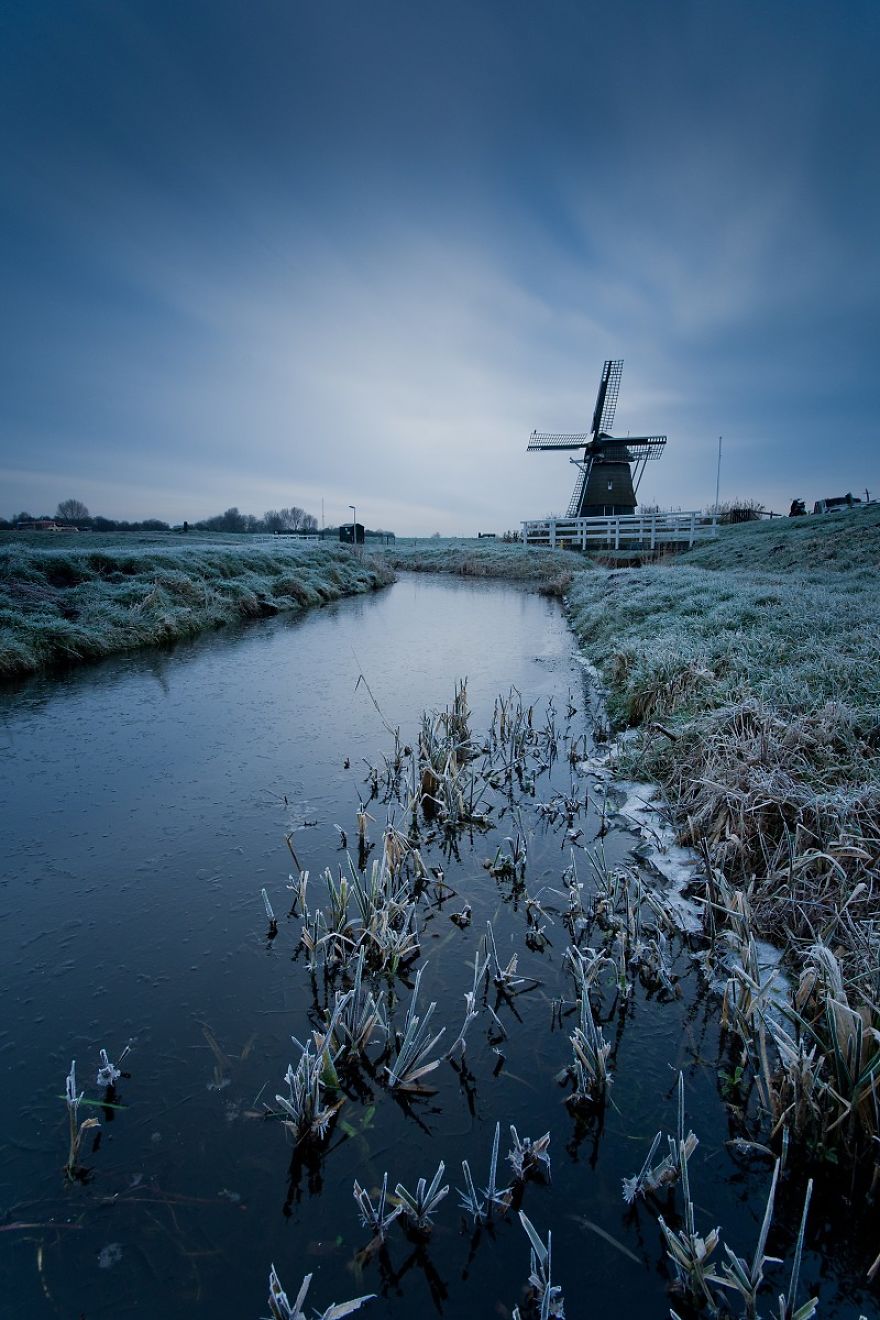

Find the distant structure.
xmin=527 ymin=359 xmax=667 ymax=517
xmin=339 ymin=522 xmax=365 ymax=544
xmin=15 ymin=519 xmax=78 ymax=532
xmin=813 ymin=494 xmax=862 ymax=514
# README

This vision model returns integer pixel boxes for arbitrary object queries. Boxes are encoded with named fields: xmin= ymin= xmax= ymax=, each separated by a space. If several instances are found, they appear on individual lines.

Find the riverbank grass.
xmin=384 ymin=537 xmax=586 ymax=595
xmin=0 ymin=539 xmax=394 ymax=677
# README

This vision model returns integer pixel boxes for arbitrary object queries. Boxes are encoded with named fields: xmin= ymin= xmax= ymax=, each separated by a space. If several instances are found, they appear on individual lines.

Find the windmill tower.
xmin=528 ymin=359 xmax=667 ymax=516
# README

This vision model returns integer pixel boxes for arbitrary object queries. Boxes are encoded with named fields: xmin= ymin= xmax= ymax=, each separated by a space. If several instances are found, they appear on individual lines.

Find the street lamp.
xmin=349 ymin=504 xmax=356 ymax=547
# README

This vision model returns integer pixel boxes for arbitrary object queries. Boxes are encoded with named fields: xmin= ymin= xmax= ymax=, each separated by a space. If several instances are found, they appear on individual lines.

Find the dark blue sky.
xmin=2 ymin=1 xmax=878 ymax=530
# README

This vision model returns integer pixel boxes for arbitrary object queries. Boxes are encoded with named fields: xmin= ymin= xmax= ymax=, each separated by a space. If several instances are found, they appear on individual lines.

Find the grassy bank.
xmin=568 ymin=507 xmax=880 ymax=873
xmin=384 ymin=537 xmax=585 ymax=595
xmin=0 ymin=536 xmax=395 ymax=677
xmin=568 ymin=506 xmax=880 ymax=1170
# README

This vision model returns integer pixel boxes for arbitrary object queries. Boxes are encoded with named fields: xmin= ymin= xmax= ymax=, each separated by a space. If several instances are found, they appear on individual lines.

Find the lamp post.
xmin=349 ymin=504 xmax=356 ymax=547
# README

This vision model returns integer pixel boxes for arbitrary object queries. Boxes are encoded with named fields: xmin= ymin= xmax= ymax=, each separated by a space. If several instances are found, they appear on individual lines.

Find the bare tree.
xmin=263 ymin=509 xmax=285 ymax=533
xmin=56 ymin=498 xmax=90 ymax=522
xmin=302 ymin=512 xmax=318 ymax=531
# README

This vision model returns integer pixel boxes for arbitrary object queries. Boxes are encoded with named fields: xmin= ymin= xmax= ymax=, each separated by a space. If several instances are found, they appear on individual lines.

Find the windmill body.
xmin=528 ymin=359 xmax=667 ymax=517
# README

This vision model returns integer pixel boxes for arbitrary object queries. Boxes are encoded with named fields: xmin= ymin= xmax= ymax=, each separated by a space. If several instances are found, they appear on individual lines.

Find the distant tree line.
xmin=1 ymin=499 xmax=321 ymax=534
xmin=199 ymin=506 xmax=319 ymax=533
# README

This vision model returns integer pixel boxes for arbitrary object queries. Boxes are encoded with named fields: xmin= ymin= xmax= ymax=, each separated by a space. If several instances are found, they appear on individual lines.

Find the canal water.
xmin=0 ymin=574 xmax=873 ymax=1318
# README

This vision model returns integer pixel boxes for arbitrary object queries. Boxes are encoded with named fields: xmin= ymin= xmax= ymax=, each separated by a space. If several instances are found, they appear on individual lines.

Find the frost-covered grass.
xmin=681 ymin=501 xmax=880 ymax=579
xmin=383 ymin=538 xmax=587 ymax=595
xmin=567 ymin=528 xmax=880 ymax=983
xmin=0 ymin=537 xmax=394 ymax=677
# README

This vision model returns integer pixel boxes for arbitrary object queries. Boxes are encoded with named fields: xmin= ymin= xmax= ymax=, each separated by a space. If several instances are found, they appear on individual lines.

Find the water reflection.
xmin=0 ymin=575 xmax=873 ymax=1318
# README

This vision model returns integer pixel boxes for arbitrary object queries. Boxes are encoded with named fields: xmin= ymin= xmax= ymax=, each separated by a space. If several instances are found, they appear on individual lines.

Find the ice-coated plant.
xmin=709 ymin=1159 xmax=783 ymax=1318
xmin=95 ymin=1044 xmax=130 ymax=1088
xmin=481 ymin=1121 xmax=512 ymax=1211
xmin=457 ymin=1158 xmax=486 ymax=1224
xmin=266 ymin=1263 xmax=373 ymax=1320
xmin=775 ymin=1178 xmax=817 ymax=1320
xmin=657 ymin=1140 xmax=720 ymax=1309
xmin=516 ymin=1211 xmax=565 ymax=1320
xmin=286 ymin=867 xmax=309 ymax=918
xmin=564 ymin=943 xmax=613 ymax=998
xmin=330 ymin=949 xmax=388 ymax=1057
xmin=562 ymin=990 xmax=612 ymax=1104
xmin=352 ymin=1173 xmax=401 ymax=1239
xmin=261 ymin=887 xmax=278 ymax=933
xmin=275 ymin=1039 xmax=343 ymax=1145
xmin=385 ymin=966 xmax=445 ymax=1091
xmin=507 ymin=1126 xmax=551 ymax=1183
xmin=445 ymin=947 xmax=488 ymax=1061
xmin=485 ymin=920 xmax=525 ymax=992
xmin=64 ymin=1060 xmax=100 ymax=1180
xmin=394 ymin=1161 xmax=449 ymax=1231
xmin=622 ymin=1072 xmax=698 ymax=1203
xmin=458 ymin=1121 xmax=512 ymax=1223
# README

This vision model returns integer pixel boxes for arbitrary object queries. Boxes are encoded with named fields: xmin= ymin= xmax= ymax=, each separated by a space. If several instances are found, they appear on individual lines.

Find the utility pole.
xmin=714 ymin=436 xmax=723 ymax=514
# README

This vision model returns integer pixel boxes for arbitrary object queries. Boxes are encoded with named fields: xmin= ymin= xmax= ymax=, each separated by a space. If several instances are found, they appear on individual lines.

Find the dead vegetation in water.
xmin=53 ymin=664 xmax=878 ymax=1310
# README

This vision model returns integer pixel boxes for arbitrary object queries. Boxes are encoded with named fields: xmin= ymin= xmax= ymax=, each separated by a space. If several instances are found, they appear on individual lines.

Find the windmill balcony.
xmin=521 ymin=511 xmax=718 ymax=552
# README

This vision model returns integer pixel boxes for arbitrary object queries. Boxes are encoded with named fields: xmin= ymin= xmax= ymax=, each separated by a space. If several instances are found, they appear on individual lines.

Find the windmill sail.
xmin=566 ymin=464 xmax=590 ymax=517
xmin=591 ymin=359 xmax=622 ymax=438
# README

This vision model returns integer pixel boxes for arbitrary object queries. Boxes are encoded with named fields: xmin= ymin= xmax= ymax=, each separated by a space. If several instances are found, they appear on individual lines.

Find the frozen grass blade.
xmin=657 ymin=1138 xmax=720 ymax=1309
xmin=516 ymin=1211 xmax=565 ymax=1319
xmin=508 ymin=1126 xmax=551 ymax=1183
xmin=394 ymin=1161 xmax=449 ymax=1231
xmin=385 ymin=966 xmax=445 ymax=1091
xmin=64 ymin=1059 xmax=100 ymax=1180
xmin=710 ymin=1160 xmax=782 ymax=1317
xmin=353 ymin=1172 xmax=401 ymax=1239
xmin=777 ymin=1179 xmax=817 ymax=1320
xmin=266 ymin=1263 xmax=373 ymax=1319
xmin=457 ymin=1158 xmax=486 ymax=1224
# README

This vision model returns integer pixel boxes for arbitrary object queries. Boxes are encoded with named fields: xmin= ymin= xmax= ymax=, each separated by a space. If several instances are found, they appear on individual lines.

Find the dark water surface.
xmin=0 ymin=575 xmax=873 ymax=1318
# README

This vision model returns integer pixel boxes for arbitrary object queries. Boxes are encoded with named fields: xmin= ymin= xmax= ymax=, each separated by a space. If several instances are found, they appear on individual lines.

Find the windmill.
xmin=528 ymin=359 xmax=667 ymax=517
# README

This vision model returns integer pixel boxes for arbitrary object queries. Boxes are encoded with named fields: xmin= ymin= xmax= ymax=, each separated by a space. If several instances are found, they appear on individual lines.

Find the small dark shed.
xmin=339 ymin=522 xmax=365 ymax=544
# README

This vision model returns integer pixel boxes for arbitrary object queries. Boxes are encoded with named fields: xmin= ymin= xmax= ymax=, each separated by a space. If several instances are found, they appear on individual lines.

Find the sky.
xmin=1 ymin=0 xmax=878 ymax=533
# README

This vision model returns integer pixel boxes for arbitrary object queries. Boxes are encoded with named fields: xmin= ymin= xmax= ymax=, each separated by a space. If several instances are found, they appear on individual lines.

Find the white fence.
xmin=521 ymin=512 xmax=717 ymax=551
xmin=251 ymin=534 xmax=323 ymax=545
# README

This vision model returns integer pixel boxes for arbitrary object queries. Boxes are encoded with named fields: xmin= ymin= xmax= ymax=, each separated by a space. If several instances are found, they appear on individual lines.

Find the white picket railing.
xmin=521 ymin=512 xmax=717 ymax=550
